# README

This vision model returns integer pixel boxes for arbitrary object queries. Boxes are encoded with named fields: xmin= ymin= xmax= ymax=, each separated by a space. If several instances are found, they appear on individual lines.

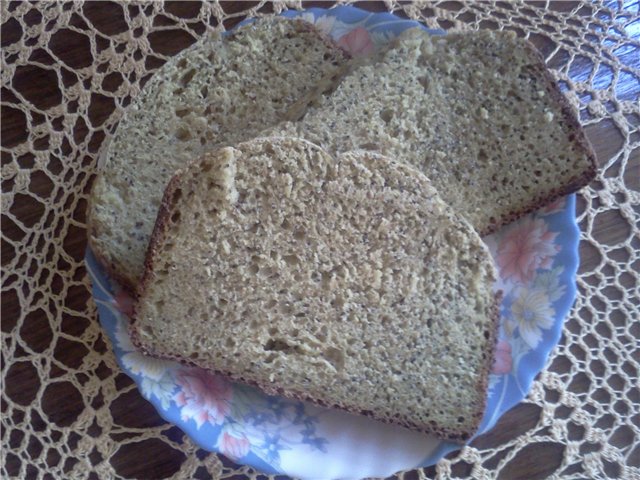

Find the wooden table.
xmin=2 ymin=2 xmax=638 ymax=479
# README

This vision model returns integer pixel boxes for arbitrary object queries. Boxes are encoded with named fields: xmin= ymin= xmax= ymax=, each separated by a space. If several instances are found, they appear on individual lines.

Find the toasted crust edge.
xmin=130 ymin=139 xmax=502 ymax=443
xmin=130 ymin=294 xmax=502 ymax=443
xmin=86 ymin=234 xmax=138 ymax=296
xmin=85 ymin=187 xmax=139 ymax=295
xmin=132 ymin=171 xmax=186 ymax=303
xmin=479 ymin=37 xmax=597 ymax=236
xmin=468 ymin=290 xmax=503 ymax=440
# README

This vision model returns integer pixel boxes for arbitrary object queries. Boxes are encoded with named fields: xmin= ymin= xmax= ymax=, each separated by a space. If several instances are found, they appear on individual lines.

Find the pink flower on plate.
xmin=496 ymin=217 xmax=560 ymax=284
xmin=174 ymin=368 xmax=232 ymax=428
xmin=112 ymin=289 xmax=135 ymax=317
xmin=218 ymin=431 xmax=250 ymax=461
xmin=337 ymin=27 xmax=374 ymax=56
xmin=491 ymin=339 xmax=513 ymax=375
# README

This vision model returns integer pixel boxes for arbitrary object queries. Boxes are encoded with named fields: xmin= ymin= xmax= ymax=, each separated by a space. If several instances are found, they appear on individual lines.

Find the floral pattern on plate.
xmin=96 ymin=291 xmax=327 ymax=469
xmin=87 ymin=6 xmax=580 ymax=479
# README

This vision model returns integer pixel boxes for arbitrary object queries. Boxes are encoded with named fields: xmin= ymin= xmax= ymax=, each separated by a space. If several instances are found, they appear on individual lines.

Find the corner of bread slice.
xmin=130 ymin=146 xmax=240 ymax=346
xmin=523 ymin=39 xmax=598 ymax=181
xmin=420 ymin=287 xmax=501 ymax=444
xmin=487 ymin=29 xmax=598 ymax=194
xmin=478 ymin=37 xmax=597 ymax=239
xmin=464 ymin=289 xmax=503 ymax=443
xmin=86 ymin=176 xmax=140 ymax=292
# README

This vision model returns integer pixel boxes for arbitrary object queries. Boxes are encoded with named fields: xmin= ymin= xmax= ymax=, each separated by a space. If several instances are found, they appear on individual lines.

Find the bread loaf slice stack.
xmin=87 ymin=18 xmax=350 ymax=288
xmin=131 ymin=137 xmax=500 ymax=442
xmin=266 ymin=28 xmax=597 ymax=234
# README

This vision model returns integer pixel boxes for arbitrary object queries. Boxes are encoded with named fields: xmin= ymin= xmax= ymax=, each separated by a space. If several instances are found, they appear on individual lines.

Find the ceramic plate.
xmin=87 ymin=6 xmax=580 ymax=479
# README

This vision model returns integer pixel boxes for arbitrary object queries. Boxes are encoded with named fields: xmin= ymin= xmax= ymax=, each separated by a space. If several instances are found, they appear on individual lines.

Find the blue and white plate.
xmin=87 ymin=6 xmax=580 ymax=479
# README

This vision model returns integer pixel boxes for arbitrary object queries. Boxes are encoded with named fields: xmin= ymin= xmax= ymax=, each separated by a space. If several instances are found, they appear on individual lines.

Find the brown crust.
xmin=130 ymin=146 xmax=503 ymax=444
xmin=468 ymin=290 xmax=503 ymax=439
xmin=85 ymin=187 xmax=139 ymax=295
xmin=132 ymin=170 xmax=187 ymax=302
xmin=131 ymin=338 xmax=494 ymax=444
xmin=131 ymin=290 xmax=502 ymax=443
xmin=86 ymin=233 xmax=138 ymax=296
xmin=479 ymin=37 xmax=597 ymax=236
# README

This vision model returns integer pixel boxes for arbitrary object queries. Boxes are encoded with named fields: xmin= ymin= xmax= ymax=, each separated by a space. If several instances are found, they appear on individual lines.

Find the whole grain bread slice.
xmin=130 ymin=137 xmax=500 ymax=443
xmin=265 ymin=28 xmax=597 ymax=235
xmin=87 ymin=17 xmax=350 ymax=289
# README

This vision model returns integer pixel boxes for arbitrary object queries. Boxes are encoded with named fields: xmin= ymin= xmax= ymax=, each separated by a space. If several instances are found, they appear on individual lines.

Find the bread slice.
xmin=266 ymin=29 xmax=597 ymax=235
xmin=130 ymin=137 xmax=500 ymax=442
xmin=87 ymin=18 xmax=350 ymax=289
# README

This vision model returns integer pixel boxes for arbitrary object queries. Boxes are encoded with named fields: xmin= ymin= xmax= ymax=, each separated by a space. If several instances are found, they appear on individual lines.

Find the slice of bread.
xmin=266 ymin=29 xmax=597 ymax=235
xmin=87 ymin=18 xmax=350 ymax=289
xmin=130 ymin=137 xmax=500 ymax=443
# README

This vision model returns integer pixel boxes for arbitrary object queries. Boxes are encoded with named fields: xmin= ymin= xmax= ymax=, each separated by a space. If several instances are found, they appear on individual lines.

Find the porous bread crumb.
xmin=87 ymin=17 xmax=350 ymax=287
xmin=131 ymin=137 xmax=499 ymax=443
xmin=265 ymin=28 xmax=596 ymax=235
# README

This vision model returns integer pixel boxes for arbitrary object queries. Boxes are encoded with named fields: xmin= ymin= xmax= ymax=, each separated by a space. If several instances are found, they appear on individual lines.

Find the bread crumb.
xmin=133 ymin=138 xmax=500 ymax=443
xmin=479 ymin=108 xmax=489 ymax=120
xmin=191 ymin=116 xmax=207 ymax=131
xmin=372 ymin=269 xmax=382 ymax=290
xmin=378 ymin=218 xmax=390 ymax=233
xmin=221 ymin=239 xmax=230 ymax=255
xmin=544 ymin=111 xmax=554 ymax=123
xmin=408 ymin=274 xmax=419 ymax=295
xmin=420 ymin=39 xmax=434 ymax=56
xmin=283 ymin=173 xmax=293 ymax=198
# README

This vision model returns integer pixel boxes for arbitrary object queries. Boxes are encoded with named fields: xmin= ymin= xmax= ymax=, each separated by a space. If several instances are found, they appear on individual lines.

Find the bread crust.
xmin=130 ymin=140 xmax=503 ymax=444
xmin=133 ymin=171 xmax=185 ymax=301
xmin=132 ymin=289 xmax=503 ymax=443
xmin=86 ymin=199 xmax=139 ymax=296
xmin=87 ymin=235 xmax=138 ymax=296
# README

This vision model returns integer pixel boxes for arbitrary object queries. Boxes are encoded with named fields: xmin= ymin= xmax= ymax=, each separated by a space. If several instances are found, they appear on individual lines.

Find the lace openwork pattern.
xmin=2 ymin=1 xmax=638 ymax=479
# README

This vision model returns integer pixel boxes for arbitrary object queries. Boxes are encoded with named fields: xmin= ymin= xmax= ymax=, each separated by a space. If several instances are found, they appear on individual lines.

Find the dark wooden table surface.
xmin=2 ymin=1 xmax=638 ymax=479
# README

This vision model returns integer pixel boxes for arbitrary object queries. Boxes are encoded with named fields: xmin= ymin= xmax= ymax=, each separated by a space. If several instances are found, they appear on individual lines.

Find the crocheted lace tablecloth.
xmin=2 ymin=1 xmax=638 ymax=479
